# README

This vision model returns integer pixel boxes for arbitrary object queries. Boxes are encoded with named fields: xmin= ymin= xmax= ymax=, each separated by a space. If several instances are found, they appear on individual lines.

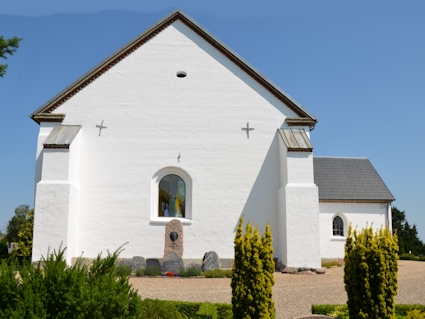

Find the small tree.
xmin=231 ymin=217 xmax=275 ymax=319
xmin=17 ymin=209 xmax=34 ymax=257
xmin=0 ymin=35 xmax=22 ymax=77
xmin=344 ymin=224 xmax=398 ymax=319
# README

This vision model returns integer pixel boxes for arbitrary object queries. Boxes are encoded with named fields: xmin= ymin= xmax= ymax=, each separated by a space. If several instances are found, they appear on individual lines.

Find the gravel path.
xmin=129 ymin=260 xmax=425 ymax=319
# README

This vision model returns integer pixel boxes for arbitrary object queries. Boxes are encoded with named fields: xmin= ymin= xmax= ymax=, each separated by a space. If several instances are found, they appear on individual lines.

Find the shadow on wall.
xmin=236 ymin=133 xmax=280 ymax=234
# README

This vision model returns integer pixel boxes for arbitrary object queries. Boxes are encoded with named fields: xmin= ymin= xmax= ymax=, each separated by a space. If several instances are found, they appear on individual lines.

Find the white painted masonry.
xmin=31 ymin=11 xmax=394 ymax=268
xmin=319 ymin=202 xmax=389 ymax=259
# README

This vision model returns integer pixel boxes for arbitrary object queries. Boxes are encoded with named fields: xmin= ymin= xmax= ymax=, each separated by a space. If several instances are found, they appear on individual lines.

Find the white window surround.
xmin=331 ymin=213 xmax=348 ymax=241
xmin=150 ymin=166 xmax=193 ymax=225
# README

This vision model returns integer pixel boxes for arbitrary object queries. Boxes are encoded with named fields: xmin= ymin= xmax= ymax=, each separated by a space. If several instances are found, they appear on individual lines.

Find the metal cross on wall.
xmin=242 ymin=122 xmax=255 ymax=138
xmin=96 ymin=120 xmax=107 ymax=136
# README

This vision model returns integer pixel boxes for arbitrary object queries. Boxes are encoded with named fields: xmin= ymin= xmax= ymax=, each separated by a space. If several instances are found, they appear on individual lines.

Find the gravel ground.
xmin=129 ymin=260 xmax=425 ymax=319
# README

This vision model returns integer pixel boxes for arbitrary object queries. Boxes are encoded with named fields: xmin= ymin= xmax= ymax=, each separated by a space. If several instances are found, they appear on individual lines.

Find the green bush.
xmin=231 ymin=217 xmax=275 ymax=319
xmin=174 ymin=301 xmax=202 ymax=317
xmin=0 ymin=245 xmax=143 ymax=318
xmin=204 ymin=269 xmax=232 ymax=278
xmin=400 ymin=253 xmax=415 ymax=260
xmin=140 ymin=299 xmax=184 ymax=318
xmin=135 ymin=267 xmax=145 ymax=277
xmin=396 ymin=305 xmax=425 ymax=316
xmin=179 ymin=263 xmax=203 ymax=277
xmin=115 ymin=263 xmax=132 ymax=276
xmin=321 ymin=260 xmax=342 ymax=268
xmin=144 ymin=265 xmax=163 ymax=277
xmin=312 ymin=304 xmax=425 ymax=319
xmin=344 ymin=225 xmax=398 ymax=319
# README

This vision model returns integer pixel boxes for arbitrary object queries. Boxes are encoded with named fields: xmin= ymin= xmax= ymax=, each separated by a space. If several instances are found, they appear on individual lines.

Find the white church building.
xmin=30 ymin=10 xmax=395 ymax=268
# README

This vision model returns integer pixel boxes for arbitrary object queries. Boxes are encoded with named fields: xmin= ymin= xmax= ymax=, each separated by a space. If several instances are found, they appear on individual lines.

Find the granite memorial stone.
xmin=131 ymin=256 xmax=146 ymax=271
xmin=164 ymin=219 xmax=184 ymax=260
xmin=202 ymin=251 xmax=220 ymax=271
xmin=163 ymin=252 xmax=184 ymax=273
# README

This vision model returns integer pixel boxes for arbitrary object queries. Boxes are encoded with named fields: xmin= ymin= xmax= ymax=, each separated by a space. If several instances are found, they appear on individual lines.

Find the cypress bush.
xmin=231 ymin=217 xmax=275 ymax=319
xmin=344 ymin=224 xmax=398 ymax=319
xmin=0 ymin=245 xmax=143 ymax=318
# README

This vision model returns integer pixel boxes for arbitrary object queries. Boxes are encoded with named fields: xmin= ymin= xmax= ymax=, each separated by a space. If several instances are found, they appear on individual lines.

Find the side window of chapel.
xmin=158 ymin=174 xmax=186 ymax=218
xmin=332 ymin=216 xmax=344 ymax=236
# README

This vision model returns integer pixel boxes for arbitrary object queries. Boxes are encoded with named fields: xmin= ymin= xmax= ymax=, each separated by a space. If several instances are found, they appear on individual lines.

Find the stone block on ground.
xmin=163 ymin=252 xmax=184 ymax=274
xmin=202 ymin=251 xmax=220 ymax=271
xmin=315 ymin=268 xmax=326 ymax=274
xmin=275 ymin=261 xmax=285 ymax=272
xmin=164 ymin=219 xmax=184 ymax=260
xmin=146 ymin=258 xmax=162 ymax=270
xmin=282 ymin=267 xmax=298 ymax=274
xmin=131 ymin=256 xmax=146 ymax=271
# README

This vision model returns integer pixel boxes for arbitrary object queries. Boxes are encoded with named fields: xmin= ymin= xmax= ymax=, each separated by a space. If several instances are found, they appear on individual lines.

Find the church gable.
xmin=30 ymin=10 xmax=316 ymax=127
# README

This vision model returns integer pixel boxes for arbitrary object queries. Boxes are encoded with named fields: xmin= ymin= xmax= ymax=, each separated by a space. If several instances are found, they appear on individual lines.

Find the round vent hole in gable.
xmin=176 ymin=71 xmax=187 ymax=78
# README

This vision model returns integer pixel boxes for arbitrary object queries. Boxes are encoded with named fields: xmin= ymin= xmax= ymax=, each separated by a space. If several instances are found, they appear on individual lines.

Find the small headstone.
xmin=282 ymin=267 xmax=298 ymax=274
xmin=202 ymin=251 xmax=220 ymax=271
xmin=275 ymin=261 xmax=285 ymax=272
xmin=164 ymin=219 xmax=184 ymax=260
xmin=131 ymin=256 xmax=146 ymax=271
xmin=315 ymin=268 xmax=326 ymax=275
xmin=163 ymin=252 xmax=184 ymax=274
xmin=146 ymin=258 xmax=162 ymax=270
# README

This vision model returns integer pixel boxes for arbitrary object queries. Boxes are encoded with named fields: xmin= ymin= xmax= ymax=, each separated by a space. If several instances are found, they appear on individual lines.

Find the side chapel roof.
xmin=30 ymin=10 xmax=317 ymax=126
xmin=314 ymin=157 xmax=395 ymax=202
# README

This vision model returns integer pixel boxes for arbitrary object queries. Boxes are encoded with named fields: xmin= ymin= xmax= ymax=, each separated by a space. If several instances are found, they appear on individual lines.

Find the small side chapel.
xmin=30 ymin=10 xmax=395 ymax=268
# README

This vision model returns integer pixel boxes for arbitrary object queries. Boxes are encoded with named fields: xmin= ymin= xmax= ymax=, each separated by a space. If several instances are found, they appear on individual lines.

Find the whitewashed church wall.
xmin=287 ymin=152 xmax=314 ymax=184
xmin=277 ymin=135 xmax=288 ymax=263
xmin=277 ymin=141 xmax=321 ymax=267
xmin=34 ymin=123 xmax=58 ymax=191
xmin=284 ymin=185 xmax=321 ymax=268
xmin=319 ymin=202 xmax=388 ymax=259
xmin=42 ymin=21 xmax=296 ymax=261
xmin=41 ymin=149 xmax=70 ymax=181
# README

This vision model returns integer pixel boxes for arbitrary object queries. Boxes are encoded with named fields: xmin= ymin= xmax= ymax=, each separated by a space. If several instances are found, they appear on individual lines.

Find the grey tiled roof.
xmin=313 ymin=157 xmax=395 ymax=202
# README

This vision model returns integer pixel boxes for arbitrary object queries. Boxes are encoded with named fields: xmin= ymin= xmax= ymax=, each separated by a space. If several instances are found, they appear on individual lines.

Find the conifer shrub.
xmin=344 ymin=225 xmax=398 ymax=319
xmin=0 ymin=245 xmax=143 ymax=318
xmin=231 ymin=217 xmax=275 ymax=319
xmin=407 ymin=309 xmax=425 ymax=319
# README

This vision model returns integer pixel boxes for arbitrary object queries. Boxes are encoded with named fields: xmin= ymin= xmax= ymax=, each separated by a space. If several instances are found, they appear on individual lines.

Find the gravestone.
xmin=131 ymin=256 xmax=146 ymax=271
xmin=146 ymin=258 xmax=162 ymax=270
xmin=202 ymin=251 xmax=220 ymax=271
xmin=275 ymin=261 xmax=285 ymax=272
xmin=163 ymin=252 xmax=184 ymax=273
xmin=164 ymin=219 xmax=184 ymax=260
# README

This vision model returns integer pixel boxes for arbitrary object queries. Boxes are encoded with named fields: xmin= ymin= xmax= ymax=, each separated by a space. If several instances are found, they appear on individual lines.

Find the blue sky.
xmin=1 ymin=1 xmax=424 ymax=241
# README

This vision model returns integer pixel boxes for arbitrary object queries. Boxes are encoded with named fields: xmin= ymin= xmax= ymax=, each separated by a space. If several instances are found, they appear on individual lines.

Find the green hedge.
xmin=312 ymin=304 xmax=425 ymax=317
xmin=142 ymin=300 xmax=232 ymax=319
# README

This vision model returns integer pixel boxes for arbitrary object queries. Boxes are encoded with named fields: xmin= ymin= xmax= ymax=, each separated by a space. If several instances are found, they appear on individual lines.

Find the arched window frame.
xmin=151 ymin=167 xmax=192 ymax=225
xmin=331 ymin=213 xmax=348 ymax=241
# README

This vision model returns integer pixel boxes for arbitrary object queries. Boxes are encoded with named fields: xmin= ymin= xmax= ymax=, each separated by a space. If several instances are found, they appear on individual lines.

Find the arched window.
xmin=151 ymin=167 xmax=192 ymax=224
xmin=158 ymin=174 xmax=186 ymax=218
xmin=333 ymin=216 xmax=344 ymax=236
